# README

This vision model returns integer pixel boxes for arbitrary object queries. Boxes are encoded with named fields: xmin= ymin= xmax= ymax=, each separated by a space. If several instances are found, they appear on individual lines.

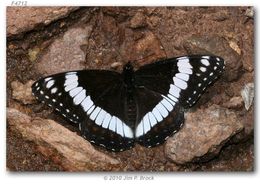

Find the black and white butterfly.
xmin=32 ymin=55 xmax=225 ymax=152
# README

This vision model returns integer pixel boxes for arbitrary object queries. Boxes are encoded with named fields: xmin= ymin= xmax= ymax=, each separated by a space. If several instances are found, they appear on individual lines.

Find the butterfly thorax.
xmin=123 ymin=62 xmax=135 ymax=89
xmin=123 ymin=62 xmax=137 ymax=125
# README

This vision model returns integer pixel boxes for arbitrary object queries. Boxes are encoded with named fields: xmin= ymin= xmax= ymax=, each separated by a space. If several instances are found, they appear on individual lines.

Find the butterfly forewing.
xmin=135 ymin=55 xmax=225 ymax=108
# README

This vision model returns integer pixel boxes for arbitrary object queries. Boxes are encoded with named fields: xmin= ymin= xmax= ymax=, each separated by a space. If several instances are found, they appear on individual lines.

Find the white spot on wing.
xmin=123 ymin=124 xmax=133 ymax=138
xmin=176 ymin=73 xmax=189 ymax=81
xmin=87 ymin=105 xmax=95 ymax=115
xmin=65 ymin=82 xmax=78 ymax=92
xmin=152 ymin=107 xmax=163 ymax=122
xmin=200 ymin=67 xmax=207 ymax=72
xmin=178 ymin=67 xmax=193 ymax=74
xmin=169 ymin=84 xmax=181 ymax=98
xmin=109 ymin=116 xmax=117 ymax=132
xmin=95 ymin=109 xmax=106 ymax=125
xmin=148 ymin=112 xmax=157 ymax=127
xmin=89 ymin=107 xmax=101 ymax=121
xmin=173 ymin=77 xmax=187 ymax=90
xmin=167 ymin=94 xmax=178 ymax=102
xmin=44 ymin=77 xmax=52 ymax=82
xmin=163 ymin=95 xmax=176 ymax=106
xmin=69 ymin=86 xmax=83 ymax=97
xmin=46 ymin=80 xmax=55 ymax=88
xmin=81 ymin=96 xmax=93 ymax=112
xmin=64 ymin=74 xmax=78 ymax=86
xmin=73 ymin=89 xmax=86 ymax=105
xmin=202 ymin=56 xmax=210 ymax=59
xmin=116 ymin=118 xmax=124 ymax=137
xmin=51 ymin=87 xmax=58 ymax=94
xmin=177 ymin=58 xmax=192 ymax=69
xmin=156 ymin=102 xmax=168 ymax=118
xmin=143 ymin=114 xmax=151 ymax=134
xmin=102 ymin=113 xmax=111 ymax=128
xmin=201 ymin=59 xmax=210 ymax=66
xmin=135 ymin=120 xmax=144 ymax=137
xmin=161 ymin=98 xmax=173 ymax=111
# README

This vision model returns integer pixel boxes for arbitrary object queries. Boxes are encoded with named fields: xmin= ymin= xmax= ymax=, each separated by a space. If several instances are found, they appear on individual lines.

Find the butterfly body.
xmin=32 ymin=55 xmax=225 ymax=152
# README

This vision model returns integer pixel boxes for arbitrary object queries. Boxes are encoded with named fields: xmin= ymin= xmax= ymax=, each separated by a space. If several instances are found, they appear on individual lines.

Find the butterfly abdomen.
xmin=126 ymin=95 xmax=137 ymax=124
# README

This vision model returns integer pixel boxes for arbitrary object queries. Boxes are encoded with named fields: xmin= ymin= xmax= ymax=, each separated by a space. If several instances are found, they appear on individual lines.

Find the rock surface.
xmin=223 ymin=96 xmax=243 ymax=109
xmin=11 ymin=80 xmax=35 ymax=104
xmin=7 ymin=7 xmax=79 ymax=37
xmin=165 ymin=105 xmax=244 ymax=164
xmin=7 ymin=108 xmax=120 ymax=171
xmin=36 ymin=26 xmax=92 ymax=75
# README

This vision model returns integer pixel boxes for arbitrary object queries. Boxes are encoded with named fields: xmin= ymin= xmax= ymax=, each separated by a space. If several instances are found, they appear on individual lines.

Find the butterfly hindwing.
xmin=32 ymin=70 xmax=135 ymax=152
xmin=134 ymin=87 xmax=184 ymax=147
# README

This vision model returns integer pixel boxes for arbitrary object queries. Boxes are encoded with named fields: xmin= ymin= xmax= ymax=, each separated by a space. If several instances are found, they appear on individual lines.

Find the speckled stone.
xmin=165 ymin=105 xmax=244 ymax=164
xmin=7 ymin=108 xmax=121 ymax=171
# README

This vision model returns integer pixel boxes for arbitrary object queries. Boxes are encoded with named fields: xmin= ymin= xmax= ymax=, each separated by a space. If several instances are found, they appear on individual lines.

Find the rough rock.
xmin=11 ymin=80 xmax=35 ymax=104
xmin=133 ymin=31 xmax=166 ymax=65
xmin=183 ymin=35 xmax=242 ymax=81
xmin=36 ymin=26 xmax=92 ymax=75
xmin=7 ymin=108 xmax=120 ymax=171
xmin=245 ymin=7 xmax=254 ymax=18
xmin=165 ymin=105 xmax=244 ymax=164
xmin=130 ymin=12 xmax=147 ymax=28
xmin=241 ymin=83 xmax=254 ymax=110
xmin=210 ymin=10 xmax=229 ymax=22
xmin=223 ymin=96 xmax=243 ymax=109
xmin=197 ymin=139 xmax=254 ymax=171
xmin=7 ymin=7 xmax=79 ymax=37
xmin=28 ymin=47 xmax=41 ymax=62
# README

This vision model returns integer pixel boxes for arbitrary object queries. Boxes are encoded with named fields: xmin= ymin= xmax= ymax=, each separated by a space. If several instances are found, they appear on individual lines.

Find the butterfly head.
xmin=124 ymin=62 xmax=134 ymax=72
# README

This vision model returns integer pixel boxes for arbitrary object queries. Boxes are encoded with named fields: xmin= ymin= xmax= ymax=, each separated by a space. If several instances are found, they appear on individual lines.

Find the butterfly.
xmin=31 ymin=55 xmax=225 ymax=152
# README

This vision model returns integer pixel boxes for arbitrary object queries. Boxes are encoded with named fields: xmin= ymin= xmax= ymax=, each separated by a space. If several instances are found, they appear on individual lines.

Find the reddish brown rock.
xmin=130 ymin=11 xmax=147 ymax=28
xmin=165 ymin=105 xmax=244 ymax=164
xmin=134 ymin=31 xmax=166 ymax=65
xmin=7 ymin=108 xmax=120 ymax=171
xmin=7 ymin=7 xmax=79 ymax=37
xmin=11 ymin=80 xmax=35 ymax=105
xmin=223 ymin=96 xmax=243 ymax=109
xmin=197 ymin=139 xmax=254 ymax=171
xmin=36 ymin=26 xmax=92 ymax=75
